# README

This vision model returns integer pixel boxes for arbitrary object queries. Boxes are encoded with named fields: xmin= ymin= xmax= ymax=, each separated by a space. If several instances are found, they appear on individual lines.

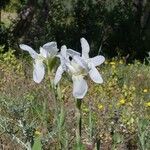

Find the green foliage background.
xmin=1 ymin=0 xmax=150 ymax=60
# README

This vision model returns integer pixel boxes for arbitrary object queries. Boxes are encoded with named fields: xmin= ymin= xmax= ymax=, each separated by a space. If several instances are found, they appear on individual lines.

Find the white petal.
xmin=19 ymin=44 xmax=38 ymax=59
xmin=40 ymin=47 xmax=48 ymax=58
xmin=54 ymin=65 xmax=64 ymax=85
xmin=89 ymin=66 xmax=103 ymax=83
xmin=42 ymin=42 xmax=58 ymax=57
xmin=73 ymin=55 xmax=88 ymax=70
xmin=66 ymin=62 xmax=76 ymax=73
xmin=67 ymin=48 xmax=81 ymax=57
xmin=33 ymin=60 xmax=45 ymax=83
xmin=61 ymin=45 xmax=68 ymax=59
xmin=80 ymin=38 xmax=90 ymax=59
xmin=43 ymin=42 xmax=57 ymax=48
xmin=72 ymin=75 xmax=88 ymax=99
xmin=90 ymin=55 xmax=105 ymax=67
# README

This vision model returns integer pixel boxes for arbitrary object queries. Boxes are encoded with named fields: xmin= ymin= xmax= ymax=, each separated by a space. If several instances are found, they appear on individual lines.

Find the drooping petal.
xmin=54 ymin=65 xmax=64 ymax=85
xmin=89 ymin=66 xmax=103 ymax=83
xmin=33 ymin=60 xmax=45 ymax=83
xmin=42 ymin=42 xmax=58 ymax=57
xmin=90 ymin=55 xmax=105 ymax=67
xmin=67 ymin=48 xmax=81 ymax=57
xmin=72 ymin=75 xmax=88 ymax=99
xmin=19 ymin=44 xmax=38 ymax=59
xmin=80 ymin=38 xmax=90 ymax=59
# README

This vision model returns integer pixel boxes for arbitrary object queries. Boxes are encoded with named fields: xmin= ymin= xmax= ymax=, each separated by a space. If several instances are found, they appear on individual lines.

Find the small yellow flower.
xmin=98 ymin=104 xmax=103 ymax=110
xmin=119 ymin=99 xmax=126 ymax=105
xmin=35 ymin=130 xmax=41 ymax=136
xmin=119 ymin=60 xmax=123 ymax=64
xmin=112 ymin=65 xmax=116 ymax=69
xmin=143 ymin=89 xmax=148 ymax=93
xmin=110 ymin=61 xmax=116 ymax=65
xmin=145 ymin=102 xmax=150 ymax=107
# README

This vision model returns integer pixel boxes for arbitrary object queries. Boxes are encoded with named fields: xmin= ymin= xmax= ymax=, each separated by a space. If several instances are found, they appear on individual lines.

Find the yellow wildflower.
xmin=110 ymin=61 xmax=116 ymax=65
xmin=119 ymin=99 xmax=126 ymax=105
xmin=119 ymin=60 xmax=123 ymax=64
xmin=112 ymin=65 xmax=116 ymax=69
xmin=143 ymin=89 xmax=148 ymax=93
xmin=98 ymin=104 xmax=103 ymax=110
xmin=145 ymin=102 xmax=150 ymax=107
xmin=35 ymin=130 xmax=41 ymax=136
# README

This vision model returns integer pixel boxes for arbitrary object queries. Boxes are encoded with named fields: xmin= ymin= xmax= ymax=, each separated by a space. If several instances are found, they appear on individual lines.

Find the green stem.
xmin=76 ymin=99 xmax=82 ymax=149
xmin=47 ymin=60 xmax=61 ymax=148
xmin=46 ymin=59 xmax=59 ymax=116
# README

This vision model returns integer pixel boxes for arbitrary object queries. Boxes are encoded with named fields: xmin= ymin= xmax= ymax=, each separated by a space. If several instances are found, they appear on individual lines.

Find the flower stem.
xmin=46 ymin=59 xmax=59 ymax=116
xmin=46 ymin=59 xmax=62 ymax=149
xmin=76 ymin=99 xmax=82 ymax=149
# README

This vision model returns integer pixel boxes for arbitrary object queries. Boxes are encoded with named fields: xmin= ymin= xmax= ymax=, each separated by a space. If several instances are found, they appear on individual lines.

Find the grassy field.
xmin=0 ymin=48 xmax=150 ymax=149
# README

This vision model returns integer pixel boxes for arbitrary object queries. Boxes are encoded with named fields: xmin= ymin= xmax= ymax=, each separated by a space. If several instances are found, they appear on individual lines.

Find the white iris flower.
xmin=55 ymin=38 xmax=105 ymax=99
xmin=54 ymin=45 xmax=88 ymax=99
xmin=73 ymin=37 xmax=105 ymax=84
xmin=20 ymin=42 xmax=58 ymax=83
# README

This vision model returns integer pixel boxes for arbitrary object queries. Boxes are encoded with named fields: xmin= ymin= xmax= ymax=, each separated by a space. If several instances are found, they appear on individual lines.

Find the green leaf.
xmin=32 ymin=137 xmax=42 ymax=150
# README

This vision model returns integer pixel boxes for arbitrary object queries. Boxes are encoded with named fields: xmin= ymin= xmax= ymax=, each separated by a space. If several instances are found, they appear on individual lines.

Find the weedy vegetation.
xmin=0 ymin=44 xmax=150 ymax=150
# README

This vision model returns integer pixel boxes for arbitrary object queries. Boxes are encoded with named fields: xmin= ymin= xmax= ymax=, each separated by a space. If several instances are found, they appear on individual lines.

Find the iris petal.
xmin=90 ymin=55 xmax=105 ymax=67
xmin=67 ymin=48 xmax=81 ymax=57
xmin=73 ymin=55 xmax=88 ymax=70
xmin=61 ymin=45 xmax=68 ymax=59
xmin=19 ymin=44 xmax=38 ymax=59
xmin=72 ymin=75 xmax=88 ymax=99
xmin=40 ymin=47 xmax=48 ymax=58
xmin=80 ymin=38 xmax=90 ymax=59
xmin=43 ymin=42 xmax=58 ymax=57
xmin=89 ymin=66 xmax=103 ymax=83
xmin=54 ymin=65 xmax=64 ymax=85
xmin=33 ymin=60 xmax=45 ymax=83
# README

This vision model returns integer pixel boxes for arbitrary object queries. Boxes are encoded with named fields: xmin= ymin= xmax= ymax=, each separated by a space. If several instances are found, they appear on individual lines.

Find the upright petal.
xmin=67 ymin=48 xmax=81 ymax=57
xmin=54 ymin=65 xmax=64 ymax=85
xmin=73 ymin=55 xmax=88 ymax=70
xmin=60 ymin=45 xmax=68 ymax=58
xmin=42 ymin=42 xmax=58 ymax=57
xmin=40 ymin=47 xmax=48 ymax=58
xmin=33 ymin=60 xmax=45 ymax=83
xmin=43 ymin=42 xmax=57 ymax=48
xmin=90 ymin=55 xmax=105 ymax=67
xmin=72 ymin=75 xmax=88 ymax=99
xmin=80 ymin=38 xmax=90 ymax=59
xmin=19 ymin=44 xmax=38 ymax=59
xmin=89 ymin=66 xmax=103 ymax=83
